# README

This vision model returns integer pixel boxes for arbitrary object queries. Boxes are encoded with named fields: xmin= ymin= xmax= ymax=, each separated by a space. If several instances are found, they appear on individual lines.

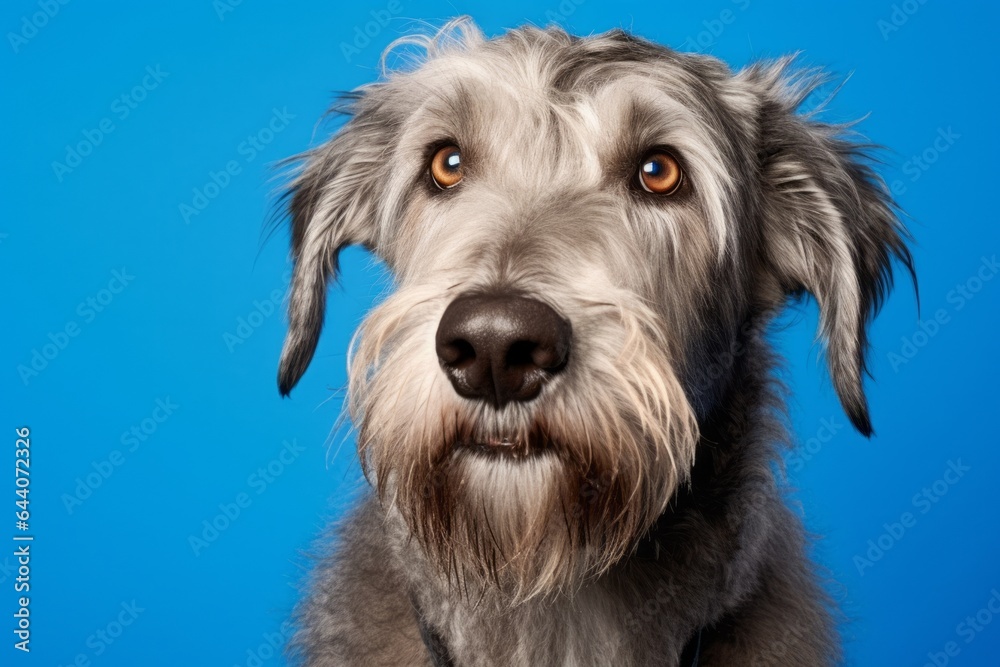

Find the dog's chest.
xmin=435 ymin=594 xmax=624 ymax=666
xmin=416 ymin=582 xmax=688 ymax=667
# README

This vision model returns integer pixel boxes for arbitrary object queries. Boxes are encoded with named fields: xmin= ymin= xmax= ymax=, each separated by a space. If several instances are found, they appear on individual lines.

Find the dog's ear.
xmin=744 ymin=62 xmax=914 ymax=436
xmin=277 ymin=113 xmax=383 ymax=396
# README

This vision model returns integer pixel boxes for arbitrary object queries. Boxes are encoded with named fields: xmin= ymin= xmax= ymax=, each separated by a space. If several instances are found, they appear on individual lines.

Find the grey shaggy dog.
xmin=275 ymin=19 xmax=913 ymax=667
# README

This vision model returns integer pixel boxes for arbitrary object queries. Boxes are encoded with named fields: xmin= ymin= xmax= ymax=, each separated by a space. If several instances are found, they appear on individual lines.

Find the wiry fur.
xmin=277 ymin=19 xmax=913 ymax=666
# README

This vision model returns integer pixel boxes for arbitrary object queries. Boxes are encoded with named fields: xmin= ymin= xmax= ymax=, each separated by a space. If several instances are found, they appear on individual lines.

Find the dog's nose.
xmin=435 ymin=294 xmax=571 ymax=407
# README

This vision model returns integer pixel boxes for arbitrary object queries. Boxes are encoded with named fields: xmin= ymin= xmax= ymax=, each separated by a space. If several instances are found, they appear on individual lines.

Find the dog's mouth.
xmin=455 ymin=431 xmax=549 ymax=460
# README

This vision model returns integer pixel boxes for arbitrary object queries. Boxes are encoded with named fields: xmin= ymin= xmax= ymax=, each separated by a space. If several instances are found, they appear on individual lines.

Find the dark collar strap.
xmin=680 ymin=627 xmax=703 ymax=666
xmin=413 ymin=598 xmax=454 ymax=667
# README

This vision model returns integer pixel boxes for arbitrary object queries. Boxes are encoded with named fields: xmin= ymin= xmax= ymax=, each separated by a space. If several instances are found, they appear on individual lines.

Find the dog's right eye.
xmin=638 ymin=151 xmax=683 ymax=195
xmin=430 ymin=145 xmax=463 ymax=189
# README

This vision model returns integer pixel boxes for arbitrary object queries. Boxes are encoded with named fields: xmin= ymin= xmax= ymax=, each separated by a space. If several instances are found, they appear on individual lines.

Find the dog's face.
xmin=277 ymin=23 xmax=909 ymax=602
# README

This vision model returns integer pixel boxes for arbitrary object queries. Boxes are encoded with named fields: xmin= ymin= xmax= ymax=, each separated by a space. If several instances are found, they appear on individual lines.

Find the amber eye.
xmin=638 ymin=151 xmax=682 ymax=194
xmin=430 ymin=145 xmax=463 ymax=189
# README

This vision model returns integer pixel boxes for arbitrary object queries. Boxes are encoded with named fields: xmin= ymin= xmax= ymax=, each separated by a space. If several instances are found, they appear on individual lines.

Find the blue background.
xmin=3 ymin=1 xmax=998 ymax=665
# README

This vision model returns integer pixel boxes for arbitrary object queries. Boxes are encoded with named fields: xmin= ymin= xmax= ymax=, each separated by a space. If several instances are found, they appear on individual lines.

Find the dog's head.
xmin=277 ymin=21 xmax=911 ymax=602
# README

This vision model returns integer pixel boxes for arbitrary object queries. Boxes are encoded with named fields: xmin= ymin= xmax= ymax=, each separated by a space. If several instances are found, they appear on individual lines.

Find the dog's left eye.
xmin=638 ymin=151 xmax=683 ymax=195
xmin=430 ymin=145 xmax=463 ymax=189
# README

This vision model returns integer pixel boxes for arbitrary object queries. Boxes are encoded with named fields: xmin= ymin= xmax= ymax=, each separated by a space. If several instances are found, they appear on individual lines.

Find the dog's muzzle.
xmin=435 ymin=293 xmax=571 ymax=408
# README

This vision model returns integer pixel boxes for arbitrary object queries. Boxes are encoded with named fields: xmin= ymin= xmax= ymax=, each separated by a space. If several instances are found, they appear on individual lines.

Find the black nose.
xmin=435 ymin=294 xmax=571 ymax=407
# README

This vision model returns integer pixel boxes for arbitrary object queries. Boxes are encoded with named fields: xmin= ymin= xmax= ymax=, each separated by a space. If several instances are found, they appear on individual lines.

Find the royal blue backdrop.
xmin=3 ymin=1 xmax=998 ymax=665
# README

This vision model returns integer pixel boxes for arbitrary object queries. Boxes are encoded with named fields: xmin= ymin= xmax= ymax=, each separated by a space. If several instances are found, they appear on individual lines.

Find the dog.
xmin=275 ymin=19 xmax=913 ymax=666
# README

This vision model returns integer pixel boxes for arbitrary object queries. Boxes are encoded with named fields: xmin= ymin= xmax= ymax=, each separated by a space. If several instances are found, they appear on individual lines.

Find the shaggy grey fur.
xmin=276 ymin=19 xmax=913 ymax=666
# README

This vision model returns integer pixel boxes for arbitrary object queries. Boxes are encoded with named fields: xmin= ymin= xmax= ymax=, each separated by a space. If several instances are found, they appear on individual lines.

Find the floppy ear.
xmin=277 ymin=111 xmax=383 ymax=396
xmin=746 ymin=62 xmax=914 ymax=436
